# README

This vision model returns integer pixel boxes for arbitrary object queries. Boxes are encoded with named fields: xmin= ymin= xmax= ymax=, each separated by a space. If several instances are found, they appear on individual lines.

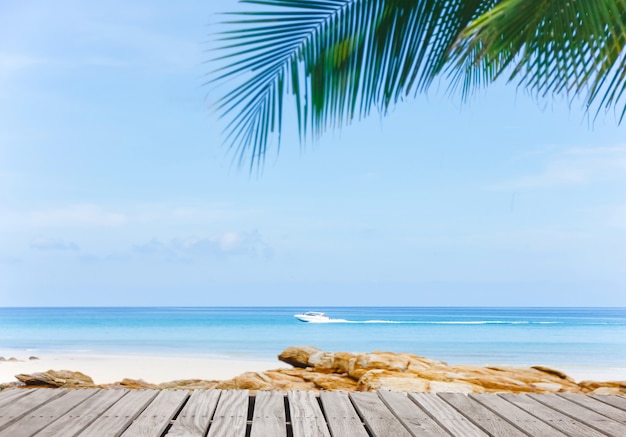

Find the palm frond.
xmin=211 ymin=0 xmax=626 ymax=168
xmin=454 ymin=0 xmax=626 ymax=120
xmin=210 ymin=0 xmax=492 ymax=168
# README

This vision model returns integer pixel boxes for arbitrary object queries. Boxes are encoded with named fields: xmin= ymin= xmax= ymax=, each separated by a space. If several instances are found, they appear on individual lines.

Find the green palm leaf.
xmin=451 ymin=0 xmax=626 ymax=120
xmin=210 ymin=0 xmax=626 ymax=168
xmin=210 ymin=0 xmax=491 ymax=168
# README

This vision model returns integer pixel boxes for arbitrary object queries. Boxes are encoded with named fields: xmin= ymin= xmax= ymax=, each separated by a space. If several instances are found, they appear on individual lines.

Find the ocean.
xmin=1 ymin=307 xmax=625 ymax=377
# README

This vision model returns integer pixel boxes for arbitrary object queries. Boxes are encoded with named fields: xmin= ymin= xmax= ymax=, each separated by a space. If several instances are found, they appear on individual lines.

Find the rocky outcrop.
xmin=3 ymin=347 xmax=625 ymax=395
xmin=14 ymin=370 xmax=94 ymax=388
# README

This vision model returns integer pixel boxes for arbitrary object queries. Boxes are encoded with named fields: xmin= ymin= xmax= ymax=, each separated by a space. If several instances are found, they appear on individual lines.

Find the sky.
xmin=1 ymin=1 xmax=625 ymax=306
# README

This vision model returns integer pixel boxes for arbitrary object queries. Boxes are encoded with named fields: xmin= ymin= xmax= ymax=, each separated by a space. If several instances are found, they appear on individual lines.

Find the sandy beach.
xmin=1 ymin=351 xmax=624 ymax=387
xmin=0 ymin=353 xmax=285 ymax=385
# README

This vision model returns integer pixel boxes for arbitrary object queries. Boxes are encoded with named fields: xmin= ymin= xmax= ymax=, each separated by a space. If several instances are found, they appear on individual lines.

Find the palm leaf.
xmin=211 ymin=0 xmax=626 ymax=168
xmin=455 ymin=0 xmax=626 ymax=120
xmin=210 ymin=0 xmax=493 ymax=168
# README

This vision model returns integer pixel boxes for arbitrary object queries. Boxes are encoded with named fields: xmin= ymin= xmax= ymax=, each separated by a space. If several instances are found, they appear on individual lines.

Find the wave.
xmin=305 ymin=318 xmax=563 ymax=325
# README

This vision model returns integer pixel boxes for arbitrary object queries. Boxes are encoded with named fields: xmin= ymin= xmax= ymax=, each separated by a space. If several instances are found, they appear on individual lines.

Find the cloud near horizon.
xmin=28 ymin=204 xmax=128 ymax=228
xmin=29 ymin=237 xmax=80 ymax=251
xmin=132 ymin=230 xmax=273 ymax=262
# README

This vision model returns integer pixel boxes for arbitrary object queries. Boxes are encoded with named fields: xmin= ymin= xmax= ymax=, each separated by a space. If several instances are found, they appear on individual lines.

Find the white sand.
xmin=0 ymin=353 xmax=285 ymax=385
xmin=1 ymin=352 xmax=624 ymax=386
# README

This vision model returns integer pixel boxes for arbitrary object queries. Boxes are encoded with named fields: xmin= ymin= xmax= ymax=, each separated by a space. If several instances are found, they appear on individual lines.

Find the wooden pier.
xmin=0 ymin=388 xmax=625 ymax=436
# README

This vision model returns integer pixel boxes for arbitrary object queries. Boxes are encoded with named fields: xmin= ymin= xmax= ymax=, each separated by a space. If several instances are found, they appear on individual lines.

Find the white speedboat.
xmin=294 ymin=311 xmax=330 ymax=323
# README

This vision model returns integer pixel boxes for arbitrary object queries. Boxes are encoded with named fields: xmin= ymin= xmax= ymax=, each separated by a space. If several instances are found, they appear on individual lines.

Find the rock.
xmin=105 ymin=378 xmax=156 ymax=389
xmin=28 ymin=356 xmax=40 ymax=361
xmin=531 ymin=366 xmax=575 ymax=383
xmin=301 ymin=372 xmax=358 ymax=391
xmin=215 ymin=371 xmax=315 ymax=391
xmin=278 ymin=346 xmax=323 ymax=368
xmin=7 ymin=347 xmax=622 ymax=395
xmin=530 ymin=382 xmax=565 ymax=392
xmin=578 ymin=380 xmax=626 ymax=394
xmin=157 ymin=379 xmax=218 ymax=390
xmin=15 ymin=370 xmax=94 ymax=388
xmin=0 ymin=357 xmax=4 ymax=361
xmin=8 ymin=358 xmax=19 ymax=362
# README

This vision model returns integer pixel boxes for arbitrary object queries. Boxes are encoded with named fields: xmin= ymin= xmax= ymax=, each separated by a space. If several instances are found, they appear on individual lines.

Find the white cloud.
xmin=494 ymin=146 xmax=626 ymax=189
xmin=29 ymin=204 xmax=127 ymax=228
xmin=30 ymin=237 xmax=79 ymax=251
xmin=133 ymin=230 xmax=273 ymax=261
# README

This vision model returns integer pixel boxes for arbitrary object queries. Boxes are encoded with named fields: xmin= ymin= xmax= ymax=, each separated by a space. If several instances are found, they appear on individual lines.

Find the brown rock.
xmin=15 ymin=370 xmax=94 ymax=388
xmin=332 ymin=352 xmax=356 ymax=374
xmin=301 ymin=372 xmax=358 ymax=391
xmin=531 ymin=366 xmax=575 ymax=383
xmin=215 ymin=371 xmax=316 ymax=391
xmin=106 ymin=378 xmax=157 ymax=389
xmin=278 ymin=346 xmax=323 ymax=368
xmin=157 ymin=380 xmax=219 ymax=390
xmin=578 ymin=380 xmax=626 ymax=394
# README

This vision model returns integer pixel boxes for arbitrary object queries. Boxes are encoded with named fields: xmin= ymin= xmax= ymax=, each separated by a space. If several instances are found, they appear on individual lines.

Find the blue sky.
xmin=1 ymin=1 xmax=625 ymax=306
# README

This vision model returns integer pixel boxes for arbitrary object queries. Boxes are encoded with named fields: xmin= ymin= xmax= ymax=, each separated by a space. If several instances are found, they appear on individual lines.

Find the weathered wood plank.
xmin=501 ymin=393 xmax=607 ymax=437
xmin=0 ymin=388 xmax=66 ymax=432
xmin=207 ymin=390 xmax=249 ymax=437
xmin=288 ymin=390 xmax=331 ymax=437
xmin=166 ymin=389 xmax=221 ymax=437
xmin=529 ymin=393 xmax=626 ymax=437
xmin=349 ymin=392 xmax=412 ymax=437
xmin=34 ymin=389 xmax=129 ymax=437
xmin=440 ymin=393 xmax=528 ymax=437
xmin=120 ymin=389 xmax=189 ymax=437
xmin=0 ymin=389 xmax=98 ymax=437
xmin=319 ymin=391 xmax=368 ymax=437
xmin=78 ymin=389 xmax=159 ymax=437
xmin=377 ymin=391 xmax=450 ymax=437
xmin=590 ymin=394 xmax=626 ymax=412
xmin=558 ymin=393 xmax=626 ymax=424
xmin=409 ymin=393 xmax=488 ymax=437
xmin=470 ymin=393 xmax=569 ymax=437
xmin=250 ymin=391 xmax=287 ymax=437
xmin=0 ymin=389 xmax=35 ymax=408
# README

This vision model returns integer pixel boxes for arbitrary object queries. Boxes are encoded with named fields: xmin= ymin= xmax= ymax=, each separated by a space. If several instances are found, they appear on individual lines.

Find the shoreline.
xmin=1 ymin=351 xmax=624 ymax=386
xmin=0 ymin=353 xmax=285 ymax=385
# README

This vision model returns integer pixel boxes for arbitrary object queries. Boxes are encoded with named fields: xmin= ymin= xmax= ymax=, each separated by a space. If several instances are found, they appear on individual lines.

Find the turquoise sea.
xmin=1 ymin=307 xmax=625 ymax=376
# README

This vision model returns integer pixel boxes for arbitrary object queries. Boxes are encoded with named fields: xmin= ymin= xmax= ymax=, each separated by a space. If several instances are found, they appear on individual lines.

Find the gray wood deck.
xmin=0 ymin=389 xmax=624 ymax=436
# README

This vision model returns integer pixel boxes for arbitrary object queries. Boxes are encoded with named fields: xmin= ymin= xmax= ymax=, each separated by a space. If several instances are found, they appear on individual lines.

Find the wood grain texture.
xmin=501 ymin=393 xmax=607 ymax=437
xmin=589 ymin=394 xmax=626 ymax=412
xmin=250 ymin=390 xmax=287 ymax=437
xmin=349 ymin=392 xmax=412 ymax=437
xmin=0 ymin=388 xmax=66 ymax=432
xmin=529 ymin=393 xmax=626 ymax=437
xmin=319 ymin=391 xmax=368 ymax=437
xmin=557 ymin=393 xmax=626 ymax=424
xmin=166 ymin=389 xmax=221 ymax=437
xmin=0 ymin=389 xmax=35 ymax=409
xmin=0 ymin=389 xmax=98 ymax=437
xmin=377 ymin=390 xmax=450 ymax=437
xmin=207 ymin=390 xmax=249 ymax=437
xmin=408 ymin=393 xmax=488 ymax=437
xmin=470 ymin=393 xmax=568 ymax=437
xmin=78 ymin=389 xmax=159 ymax=437
xmin=35 ymin=389 xmax=129 ymax=437
xmin=120 ymin=390 xmax=189 ymax=437
xmin=439 ymin=393 xmax=528 ymax=437
xmin=288 ymin=390 xmax=331 ymax=437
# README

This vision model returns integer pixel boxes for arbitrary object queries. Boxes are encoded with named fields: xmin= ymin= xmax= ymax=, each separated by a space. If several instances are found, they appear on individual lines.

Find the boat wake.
xmin=304 ymin=318 xmax=562 ymax=325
